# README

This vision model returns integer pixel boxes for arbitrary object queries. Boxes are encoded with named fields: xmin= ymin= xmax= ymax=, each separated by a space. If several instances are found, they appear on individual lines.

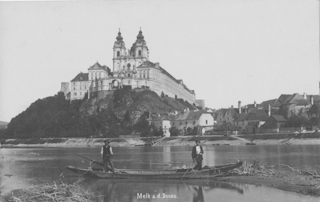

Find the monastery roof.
xmin=71 ymin=72 xmax=88 ymax=82
xmin=137 ymin=61 xmax=156 ymax=68
xmin=137 ymin=60 xmax=194 ymax=94
xmin=88 ymin=62 xmax=110 ymax=71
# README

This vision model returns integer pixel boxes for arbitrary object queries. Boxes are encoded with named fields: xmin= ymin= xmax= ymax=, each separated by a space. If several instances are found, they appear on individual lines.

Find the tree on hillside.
xmin=161 ymin=91 xmax=165 ymax=99
xmin=6 ymin=92 xmax=93 ymax=138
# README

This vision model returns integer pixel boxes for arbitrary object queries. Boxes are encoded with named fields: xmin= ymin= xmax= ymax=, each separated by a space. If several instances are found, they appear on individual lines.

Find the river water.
xmin=1 ymin=145 xmax=320 ymax=202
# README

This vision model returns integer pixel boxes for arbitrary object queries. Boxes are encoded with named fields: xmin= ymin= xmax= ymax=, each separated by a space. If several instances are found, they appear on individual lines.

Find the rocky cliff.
xmin=3 ymin=88 xmax=196 ymax=138
xmin=80 ymin=87 xmax=195 ymax=125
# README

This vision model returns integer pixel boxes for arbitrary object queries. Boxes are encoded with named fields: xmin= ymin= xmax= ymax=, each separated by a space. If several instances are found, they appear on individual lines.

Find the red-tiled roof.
xmin=71 ymin=72 xmax=88 ymax=82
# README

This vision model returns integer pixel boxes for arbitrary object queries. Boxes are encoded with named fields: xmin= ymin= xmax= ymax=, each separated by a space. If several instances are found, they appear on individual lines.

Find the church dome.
xmin=137 ymin=30 xmax=144 ymax=40
xmin=116 ymin=30 xmax=123 ymax=41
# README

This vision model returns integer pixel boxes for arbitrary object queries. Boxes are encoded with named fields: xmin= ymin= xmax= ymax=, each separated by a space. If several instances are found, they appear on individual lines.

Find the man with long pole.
xmin=101 ymin=140 xmax=115 ymax=173
xmin=191 ymin=140 xmax=204 ymax=170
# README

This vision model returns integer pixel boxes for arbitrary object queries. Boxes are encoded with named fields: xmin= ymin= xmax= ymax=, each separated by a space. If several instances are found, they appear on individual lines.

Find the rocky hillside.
xmin=80 ymin=87 xmax=195 ymax=125
xmin=2 ymin=88 xmax=195 ymax=138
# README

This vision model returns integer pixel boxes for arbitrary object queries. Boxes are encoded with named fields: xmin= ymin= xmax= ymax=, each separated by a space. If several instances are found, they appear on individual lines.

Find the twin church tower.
xmin=112 ymin=29 xmax=149 ymax=74
xmin=61 ymin=29 xmax=199 ymax=107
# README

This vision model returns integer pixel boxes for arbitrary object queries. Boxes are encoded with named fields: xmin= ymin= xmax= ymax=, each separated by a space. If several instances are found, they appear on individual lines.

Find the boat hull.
xmin=67 ymin=161 xmax=242 ymax=180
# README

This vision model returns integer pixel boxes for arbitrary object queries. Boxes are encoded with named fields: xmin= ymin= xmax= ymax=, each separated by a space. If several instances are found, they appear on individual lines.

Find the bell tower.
xmin=129 ymin=28 xmax=149 ymax=68
xmin=113 ymin=29 xmax=126 ymax=72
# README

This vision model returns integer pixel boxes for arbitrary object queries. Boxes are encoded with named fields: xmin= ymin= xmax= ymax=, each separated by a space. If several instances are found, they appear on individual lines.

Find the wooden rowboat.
xmin=67 ymin=161 xmax=242 ymax=179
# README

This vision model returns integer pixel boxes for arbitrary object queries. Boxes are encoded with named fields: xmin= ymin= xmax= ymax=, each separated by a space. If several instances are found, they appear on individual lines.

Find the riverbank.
xmin=1 ymin=132 xmax=320 ymax=147
xmin=1 ymin=161 xmax=320 ymax=200
xmin=218 ymin=160 xmax=320 ymax=197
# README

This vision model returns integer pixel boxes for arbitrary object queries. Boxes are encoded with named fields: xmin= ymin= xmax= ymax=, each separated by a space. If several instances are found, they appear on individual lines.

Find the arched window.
xmin=138 ymin=50 xmax=142 ymax=56
xmin=127 ymin=63 xmax=131 ymax=70
xmin=117 ymin=51 xmax=120 ymax=57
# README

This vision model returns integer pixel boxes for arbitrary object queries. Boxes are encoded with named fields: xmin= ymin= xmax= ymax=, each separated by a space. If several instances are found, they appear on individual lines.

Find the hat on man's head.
xmin=103 ymin=140 xmax=110 ymax=143
xmin=195 ymin=140 xmax=200 ymax=143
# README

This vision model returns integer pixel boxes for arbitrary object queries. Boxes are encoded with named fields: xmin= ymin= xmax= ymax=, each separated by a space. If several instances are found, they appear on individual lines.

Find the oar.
xmin=75 ymin=154 xmax=103 ymax=166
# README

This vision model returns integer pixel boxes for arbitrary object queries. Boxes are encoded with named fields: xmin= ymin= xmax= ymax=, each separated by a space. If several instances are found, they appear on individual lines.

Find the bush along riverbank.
xmin=219 ymin=160 xmax=320 ymax=197
xmin=1 ymin=179 xmax=96 ymax=202
xmin=1 ymin=132 xmax=320 ymax=147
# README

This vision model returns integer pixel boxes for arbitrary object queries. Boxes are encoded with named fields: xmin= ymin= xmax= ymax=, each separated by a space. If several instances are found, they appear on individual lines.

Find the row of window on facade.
xmin=116 ymin=50 xmax=142 ymax=57
xmin=73 ymin=92 xmax=83 ymax=96
xmin=73 ymin=86 xmax=86 ymax=90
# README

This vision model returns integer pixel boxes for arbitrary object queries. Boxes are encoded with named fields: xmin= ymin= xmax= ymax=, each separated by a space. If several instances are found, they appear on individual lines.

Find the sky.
xmin=0 ymin=0 xmax=319 ymax=122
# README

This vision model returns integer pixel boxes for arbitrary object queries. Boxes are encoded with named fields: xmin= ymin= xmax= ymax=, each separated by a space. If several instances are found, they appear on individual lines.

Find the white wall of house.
xmin=199 ymin=114 xmax=214 ymax=126
xmin=162 ymin=120 xmax=171 ymax=137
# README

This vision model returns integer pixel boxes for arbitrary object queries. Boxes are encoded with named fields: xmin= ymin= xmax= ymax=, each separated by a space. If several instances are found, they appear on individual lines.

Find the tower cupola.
xmin=137 ymin=29 xmax=144 ymax=41
xmin=116 ymin=29 xmax=123 ymax=41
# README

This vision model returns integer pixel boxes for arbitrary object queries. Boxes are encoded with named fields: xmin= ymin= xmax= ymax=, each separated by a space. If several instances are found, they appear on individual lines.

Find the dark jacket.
xmin=102 ymin=145 xmax=113 ymax=157
xmin=191 ymin=145 xmax=204 ymax=159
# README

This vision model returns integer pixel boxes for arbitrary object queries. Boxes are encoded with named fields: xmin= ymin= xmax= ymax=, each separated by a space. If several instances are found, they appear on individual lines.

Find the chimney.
xmin=231 ymin=105 xmax=233 ymax=108
xmin=303 ymin=92 xmax=307 ymax=99
xmin=155 ymin=62 xmax=160 ymax=68
xmin=238 ymin=101 xmax=241 ymax=114
xmin=254 ymin=101 xmax=256 ymax=108
xmin=268 ymin=104 xmax=271 ymax=116
xmin=311 ymin=96 xmax=314 ymax=105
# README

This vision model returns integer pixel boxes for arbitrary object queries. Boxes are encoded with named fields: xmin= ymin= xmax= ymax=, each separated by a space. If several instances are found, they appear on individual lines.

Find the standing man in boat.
xmin=101 ymin=140 xmax=115 ymax=173
xmin=192 ymin=140 xmax=204 ymax=170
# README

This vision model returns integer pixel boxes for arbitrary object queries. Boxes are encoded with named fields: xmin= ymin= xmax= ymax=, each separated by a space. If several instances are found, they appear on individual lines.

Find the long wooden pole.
xmin=75 ymin=154 xmax=103 ymax=166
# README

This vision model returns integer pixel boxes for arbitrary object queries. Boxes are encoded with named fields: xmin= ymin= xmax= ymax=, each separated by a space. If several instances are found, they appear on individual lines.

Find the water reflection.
xmin=2 ymin=145 xmax=320 ymax=202
xmin=82 ymin=179 xmax=244 ymax=202
xmin=192 ymin=186 xmax=204 ymax=202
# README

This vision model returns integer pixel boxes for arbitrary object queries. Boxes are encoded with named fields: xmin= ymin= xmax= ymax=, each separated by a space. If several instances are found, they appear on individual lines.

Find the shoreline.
xmin=1 ymin=133 xmax=320 ymax=148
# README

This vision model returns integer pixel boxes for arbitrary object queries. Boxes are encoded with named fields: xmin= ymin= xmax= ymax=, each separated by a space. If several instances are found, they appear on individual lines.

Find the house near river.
xmin=147 ymin=109 xmax=214 ymax=137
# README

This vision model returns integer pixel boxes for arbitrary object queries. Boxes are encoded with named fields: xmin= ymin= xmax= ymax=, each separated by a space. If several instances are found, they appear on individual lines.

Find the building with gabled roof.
xmin=61 ymin=29 xmax=198 ymax=106
xmin=216 ymin=107 xmax=240 ymax=130
xmin=69 ymin=72 xmax=90 ymax=100
xmin=148 ymin=109 xmax=214 ymax=136
xmin=233 ymin=108 xmax=269 ymax=133
xmin=261 ymin=115 xmax=286 ymax=133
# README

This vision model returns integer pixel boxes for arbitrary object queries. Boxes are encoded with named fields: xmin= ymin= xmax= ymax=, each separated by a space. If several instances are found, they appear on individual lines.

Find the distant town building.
xmin=61 ymin=29 xmax=198 ymax=106
xmin=195 ymin=100 xmax=205 ymax=109
xmin=261 ymin=115 xmax=286 ymax=133
xmin=148 ymin=109 xmax=214 ymax=136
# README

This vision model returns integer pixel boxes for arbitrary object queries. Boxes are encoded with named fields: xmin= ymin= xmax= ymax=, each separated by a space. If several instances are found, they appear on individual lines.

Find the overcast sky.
xmin=0 ymin=0 xmax=319 ymax=122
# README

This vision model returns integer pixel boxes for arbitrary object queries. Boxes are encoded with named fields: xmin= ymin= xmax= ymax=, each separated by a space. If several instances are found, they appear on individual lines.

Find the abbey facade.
xmin=61 ymin=30 xmax=197 ymax=105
